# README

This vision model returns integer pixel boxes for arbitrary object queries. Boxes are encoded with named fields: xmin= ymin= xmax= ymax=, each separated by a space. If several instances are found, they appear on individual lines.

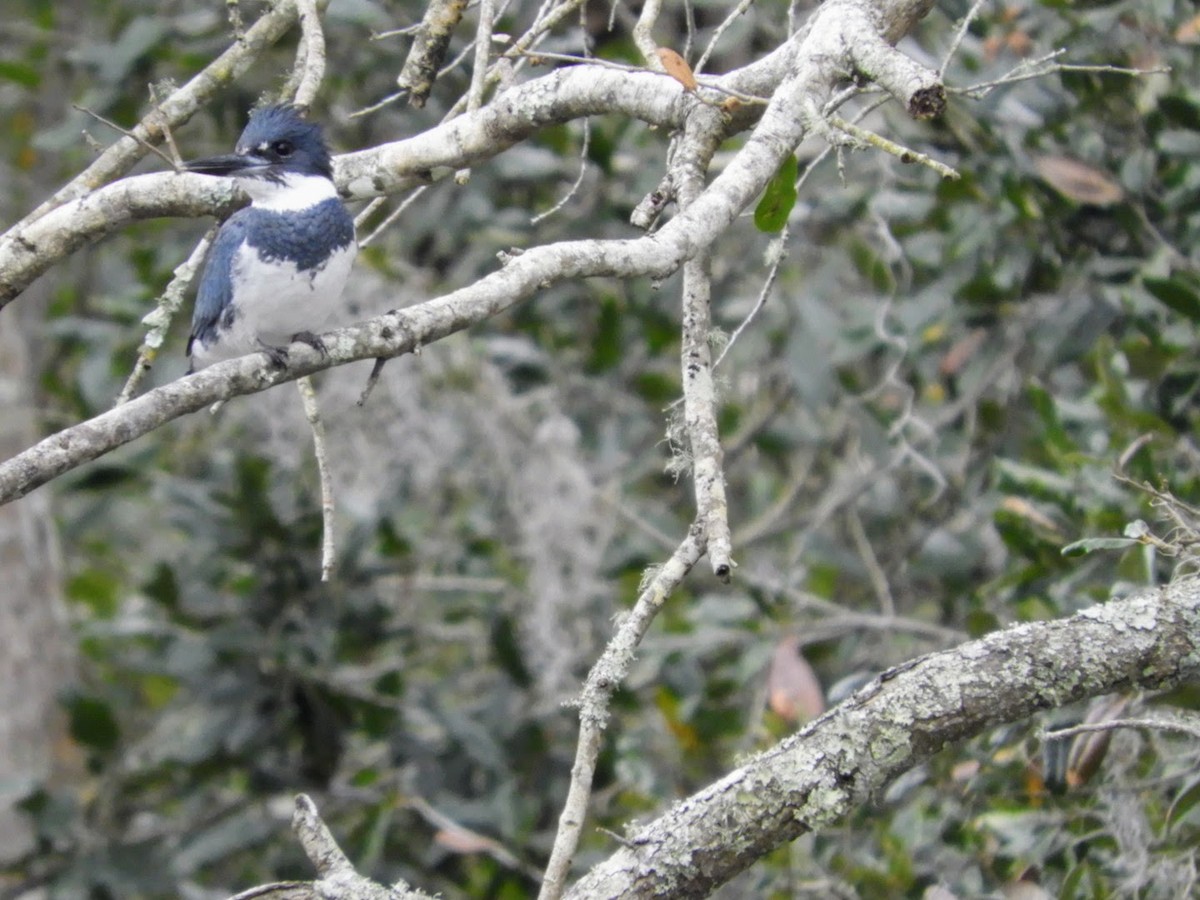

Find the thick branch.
xmin=20 ymin=0 xmax=313 ymax=226
xmin=0 ymin=0 xmax=941 ymax=310
xmin=0 ymin=67 xmax=687 ymax=309
xmin=0 ymin=234 xmax=683 ymax=507
xmin=566 ymin=579 xmax=1200 ymax=897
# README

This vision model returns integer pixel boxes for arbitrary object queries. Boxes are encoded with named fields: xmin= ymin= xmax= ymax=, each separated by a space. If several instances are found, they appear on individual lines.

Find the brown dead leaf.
xmin=656 ymin=48 xmax=698 ymax=92
xmin=1176 ymin=13 xmax=1200 ymax=43
xmin=939 ymin=327 xmax=988 ymax=377
xmin=766 ymin=636 xmax=825 ymax=724
xmin=1032 ymin=154 xmax=1125 ymax=207
xmin=1005 ymin=30 xmax=1033 ymax=57
xmin=435 ymin=825 xmax=501 ymax=856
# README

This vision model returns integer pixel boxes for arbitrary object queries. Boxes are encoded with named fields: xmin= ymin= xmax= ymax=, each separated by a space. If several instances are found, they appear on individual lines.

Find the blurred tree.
xmin=0 ymin=20 xmax=78 ymax=874
xmin=1 ymin=0 xmax=1200 ymax=898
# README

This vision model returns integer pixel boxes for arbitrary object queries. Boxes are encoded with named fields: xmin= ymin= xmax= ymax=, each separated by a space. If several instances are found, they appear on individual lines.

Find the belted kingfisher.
xmin=183 ymin=104 xmax=356 ymax=370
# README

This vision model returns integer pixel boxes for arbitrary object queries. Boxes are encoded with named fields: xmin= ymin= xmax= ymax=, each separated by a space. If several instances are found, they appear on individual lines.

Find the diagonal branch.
xmin=564 ymin=578 xmax=1200 ymax=896
xmin=538 ymin=524 xmax=706 ymax=900
xmin=1 ymin=0 xmax=944 ymax=310
xmin=19 ymin=0 xmax=318 ymax=227
xmin=0 ymin=231 xmax=683 ymax=507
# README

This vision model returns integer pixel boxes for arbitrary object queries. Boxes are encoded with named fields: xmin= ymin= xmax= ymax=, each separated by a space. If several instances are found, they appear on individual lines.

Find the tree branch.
xmin=0 ymin=0 xmax=948 ymax=506
xmin=539 ymin=524 xmax=707 ymax=900
xmin=564 ymin=578 xmax=1200 ymax=897
xmin=18 ymin=0 xmax=316 ymax=227
xmin=0 ymin=0 xmax=942 ymax=310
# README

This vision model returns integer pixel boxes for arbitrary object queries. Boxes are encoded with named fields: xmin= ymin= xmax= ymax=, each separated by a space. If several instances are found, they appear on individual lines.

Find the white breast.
xmin=190 ymin=240 xmax=356 ymax=367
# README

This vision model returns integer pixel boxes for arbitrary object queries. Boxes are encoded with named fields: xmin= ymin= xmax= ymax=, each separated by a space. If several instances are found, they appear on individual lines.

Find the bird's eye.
xmin=272 ymin=140 xmax=294 ymax=157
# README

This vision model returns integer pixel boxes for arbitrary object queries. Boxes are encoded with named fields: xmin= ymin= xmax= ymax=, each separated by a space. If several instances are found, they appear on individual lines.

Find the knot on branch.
xmin=908 ymin=84 xmax=946 ymax=120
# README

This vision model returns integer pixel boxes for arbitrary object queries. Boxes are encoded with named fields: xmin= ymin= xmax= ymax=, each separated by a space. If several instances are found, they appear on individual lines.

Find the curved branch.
xmin=0 ymin=231 xmax=681 ymax=507
xmin=0 ymin=66 xmax=689 ymax=309
xmin=565 ymin=579 xmax=1200 ymax=897
xmin=0 ymin=0 xmax=946 ymax=506
xmin=0 ymin=0 xmax=942 ymax=310
xmin=19 ymin=0 xmax=313 ymax=226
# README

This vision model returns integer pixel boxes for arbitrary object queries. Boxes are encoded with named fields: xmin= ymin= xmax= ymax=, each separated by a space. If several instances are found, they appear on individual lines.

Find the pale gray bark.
xmin=0 ymin=289 xmax=72 ymax=862
xmin=564 ymin=579 xmax=1200 ymax=897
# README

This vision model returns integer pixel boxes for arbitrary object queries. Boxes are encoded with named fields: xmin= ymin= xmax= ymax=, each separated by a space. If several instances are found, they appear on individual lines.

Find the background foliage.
xmin=3 ymin=0 xmax=1200 ymax=896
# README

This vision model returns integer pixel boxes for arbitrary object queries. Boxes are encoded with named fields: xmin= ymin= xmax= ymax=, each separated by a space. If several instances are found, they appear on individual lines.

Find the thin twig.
xmin=682 ymin=0 xmax=696 ymax=62
xmin=846 ymin=506 xmax=895 ymax=617
xmin=694 ymin=0 xmax=755 ymax=76
xmin=1043 ymin=716 xmax=1200 ymax=743
xmin=350 ymin=89 xmax=405 ymax=118
xmin=712 ymin=228 xmax=787 ymax=370
xmin=360 ymin=186 xmax=428 ymax=247
xmin=530 ymin=118 xmax=591 ymax=224
xmin=72 ymin=104 xmax=179 ymax=169
xmin=116 ymin=228 xmax=216 ymax=406
xmin=297 ymin=376 xmax=336 ymax=581
xmin=372 ymin=23 xmax=423 ymax=40
xmin=146 ymin=84 xmax=183 ymax=166
xmin=407 ymin=796 xmax=542 ymax=881
xmin=938 ymin=0 xmax=987 ymax=77
xmin=954 ymin=53 xmax=1170 ymax=100
xmin=357 ymin=357 xmax=389 ymax=407
xmin=631 ymin=0 xmax=664 ymax=66
xmin=352 ymin=196 xmax=388 ymax=231
xmin=289 ymin=0 xmax=327 ymax=110
xmin=828 ymin=114 xmax=960 ymax=179
xmin=537 ymin=524 xmax=706 ymax=900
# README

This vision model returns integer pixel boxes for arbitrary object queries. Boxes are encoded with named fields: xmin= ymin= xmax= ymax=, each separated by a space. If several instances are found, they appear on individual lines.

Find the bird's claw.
xmin=291 ymin=331 xmax=328 ymax=357
xmin=257 ymin=341 xmax=290 ymax=369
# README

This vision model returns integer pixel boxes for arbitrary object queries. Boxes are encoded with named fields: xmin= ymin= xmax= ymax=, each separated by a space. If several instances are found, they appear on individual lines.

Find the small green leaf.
xmin=1166 ymin=776 xmax=1200 ymax=832
xmin=0 ymin=61 xmax=39 ymax=88
xmin=754 ymin=155 xmax=799 ymax=232
xmin=1144 ymin=276 xmax=1200 ymax=323
xmin=66 ymin=568 xmax=120 ymax=618
xmin=1061 ymin=536 xmax=1139 ymax=557
xmin=64 ymin=694 xmax=120 ymax=753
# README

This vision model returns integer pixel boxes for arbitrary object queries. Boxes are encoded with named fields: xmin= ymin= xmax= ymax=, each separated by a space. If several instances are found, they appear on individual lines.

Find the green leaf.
xmin=0 ymin=61 xmax=39 ymax=88
xmin=65 ymin=694 xmax=120 ymax=753
xmin=1061 ymin=536 xmax=1139 ymax=557
xmin=1166 ymin=776 xmax=1200 ymax=832
xmin=754 ymin=155 xmax=798 ymax=232
xmin=1144 ymin=276 xmax=1200 ymax=323
xmin=66 ymin=568 xmax=120 ymax=617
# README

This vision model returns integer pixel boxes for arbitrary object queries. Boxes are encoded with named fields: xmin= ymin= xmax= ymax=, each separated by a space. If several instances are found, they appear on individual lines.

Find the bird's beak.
xmin=183 ymin=151 xmax=271 ymax=177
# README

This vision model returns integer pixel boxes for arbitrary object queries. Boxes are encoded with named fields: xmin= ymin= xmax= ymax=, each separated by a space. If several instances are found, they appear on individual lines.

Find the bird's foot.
xmin=291 ymin=331 xmax=328 ymax=357
xmin=257 ymin=340 xmax=290 ymax=369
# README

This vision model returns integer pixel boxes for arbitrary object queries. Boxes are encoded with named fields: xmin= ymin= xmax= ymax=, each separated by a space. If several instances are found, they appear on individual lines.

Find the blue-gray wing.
xmin=188 ymin=213 xmax=251 ymax=356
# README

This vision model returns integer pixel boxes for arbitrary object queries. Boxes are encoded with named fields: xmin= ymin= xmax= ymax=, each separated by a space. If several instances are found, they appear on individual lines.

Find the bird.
xmin=183 ymin=104 xmax=356 ymax=371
